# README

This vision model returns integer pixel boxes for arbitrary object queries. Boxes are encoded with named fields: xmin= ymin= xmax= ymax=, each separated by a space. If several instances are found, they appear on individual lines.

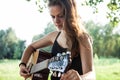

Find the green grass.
xmin=0 ymin=58 xmax=120 ymax=80
xmin=0 ymin=60 xmax=23 ymax=80
xmin=94 ymin=58 xmax=120 ymax=80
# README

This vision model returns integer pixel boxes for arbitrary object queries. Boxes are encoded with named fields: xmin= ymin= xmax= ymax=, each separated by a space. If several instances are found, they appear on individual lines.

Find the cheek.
xmin=52 ymin=18 xmax=56 ymax=23
xmin=52 ymin=18 xmax=65 ymax=24
xmin=61 ymin=19 xmax=65 ymax=24
xmin=59 ymin=18 xmax=65 ymax=23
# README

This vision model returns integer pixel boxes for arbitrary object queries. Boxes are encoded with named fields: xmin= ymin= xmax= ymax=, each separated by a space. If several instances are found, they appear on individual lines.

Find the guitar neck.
xmin=30 ymin=59 xmax=49 ymax=74
xmin=30 ymin=52 xmax=71 ymax=75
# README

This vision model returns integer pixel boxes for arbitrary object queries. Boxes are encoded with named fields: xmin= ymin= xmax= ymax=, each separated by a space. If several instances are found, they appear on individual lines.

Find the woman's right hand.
xmin=19 ymin=65 xmax=31 ymax=79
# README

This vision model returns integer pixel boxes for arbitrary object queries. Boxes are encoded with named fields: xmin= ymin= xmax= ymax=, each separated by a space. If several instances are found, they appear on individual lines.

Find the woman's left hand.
xmin=60 ymin=69 xmax=82 ymax=80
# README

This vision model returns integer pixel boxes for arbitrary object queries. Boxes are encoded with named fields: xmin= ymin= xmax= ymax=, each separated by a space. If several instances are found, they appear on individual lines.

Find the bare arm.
xmin=19 ymin=31 xmax=59 ymax=79
xmin=20 ymin=31 xmax=58 ymax=64
xmin=60 ymin=35 xmax=96 ymax=80
xmin=80 ymin=35 xmax=96 ymax=80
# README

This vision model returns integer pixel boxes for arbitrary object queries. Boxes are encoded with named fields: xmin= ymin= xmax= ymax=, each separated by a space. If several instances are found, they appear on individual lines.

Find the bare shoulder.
xmin=47 ymin=31 xmax=59 ymax=36
xmin=79 ymin=33 xmax=93 ymax=50
xmin=31 ymin=31 xmax=60 ymax=49
xmin=45 ymin=31 xmax=60 ymax=43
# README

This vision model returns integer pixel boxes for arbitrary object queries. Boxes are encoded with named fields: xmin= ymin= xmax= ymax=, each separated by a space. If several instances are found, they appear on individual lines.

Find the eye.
xmin=58 ymin=14 xmax=64 ymax=18
xmin=51 ymin=15 xmax=55 ymax=19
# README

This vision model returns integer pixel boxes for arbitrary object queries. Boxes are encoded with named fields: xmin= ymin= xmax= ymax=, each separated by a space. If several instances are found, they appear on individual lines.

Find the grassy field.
xmin=95 ymin=58 xmax=120 ymax=80
xmin=0 ymin=58 xmax=120 ymax=80
xmin=0 ymin=60 xmax=23 ymax=80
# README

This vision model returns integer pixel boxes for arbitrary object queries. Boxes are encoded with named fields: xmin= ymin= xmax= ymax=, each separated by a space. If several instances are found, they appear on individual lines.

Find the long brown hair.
xmin=48 ymin=0 xmax=86 ymax=58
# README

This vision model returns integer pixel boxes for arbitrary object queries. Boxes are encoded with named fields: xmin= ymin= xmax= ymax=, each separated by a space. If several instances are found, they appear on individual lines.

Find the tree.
xmin=13 ymin=40 xmax=26 ymax=59
xmin=0 ymin=28 xmax=26 ymax=59
xmin=26 ymin=0 xmax=120 ymax=27
xmin=85 ymin=21 xmax=120 ymax=58
xmin=0 ymin=30 xmax=6 ymax=59
xmin=32 ymin=22 xmax=56 ymax=52
xmin=82 ymin=0 xmax=120 ymax=27
xmin=1 ymin=28 xmax=18 ymax=59
xmin=32 ymin=22 xmax=56 ymax=41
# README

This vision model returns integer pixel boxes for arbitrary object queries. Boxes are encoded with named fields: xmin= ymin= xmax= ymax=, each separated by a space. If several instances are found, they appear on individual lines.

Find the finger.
xmin=22 ymin=67 xmax=29 ymax=74
xmin=60 ymin=70 xmax=73 ymax=80
xmin=20 ymin=72 xmax=30 ymax=79
xmin=60 ymin=69 xmax=78 ymax=80
xmin=67 ymin=70 xmax=81 ymax=80
xmin=66 ymin=69 xmax=75 ymax=78
xmin=60 ymin=74 xmax=64 ymax=80
xmin=20 ymin=69 xmax=30 ymax=78
xmin=21 ymin=68 xmax=29 ymax=74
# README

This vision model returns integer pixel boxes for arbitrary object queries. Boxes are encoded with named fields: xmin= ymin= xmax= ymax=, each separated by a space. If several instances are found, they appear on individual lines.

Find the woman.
xmin=19 ymin=0 xmax=96 ymax=80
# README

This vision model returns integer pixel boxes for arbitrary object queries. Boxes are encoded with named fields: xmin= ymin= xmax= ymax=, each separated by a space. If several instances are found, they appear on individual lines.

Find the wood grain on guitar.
xmin=26 ymin=49 xmax=71 ymax=80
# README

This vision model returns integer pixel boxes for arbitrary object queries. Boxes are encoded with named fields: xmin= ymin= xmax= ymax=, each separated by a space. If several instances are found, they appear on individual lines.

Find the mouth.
xmin=56 ymin=25 xmax=63 ymax=30
xmin=56 ymin=24 xmax=60 ymax=27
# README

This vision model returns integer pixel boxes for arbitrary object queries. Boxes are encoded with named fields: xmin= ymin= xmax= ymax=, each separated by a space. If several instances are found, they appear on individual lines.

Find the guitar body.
xmin=27 ymin=49 xmax=52 ymax=80
xmin=27 ymin=50 xmax=71 ymax=80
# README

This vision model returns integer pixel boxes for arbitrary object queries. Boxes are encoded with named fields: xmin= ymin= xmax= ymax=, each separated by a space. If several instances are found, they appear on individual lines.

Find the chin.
xmin=57 ymin=26 xmax=62 ymax=30
xmin=58 ymin=27 xmax=63 ymax=30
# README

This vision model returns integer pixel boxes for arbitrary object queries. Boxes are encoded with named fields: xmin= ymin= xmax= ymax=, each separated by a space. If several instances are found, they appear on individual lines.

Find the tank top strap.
xmin=55 ymin=31 xmax=61 ymax=40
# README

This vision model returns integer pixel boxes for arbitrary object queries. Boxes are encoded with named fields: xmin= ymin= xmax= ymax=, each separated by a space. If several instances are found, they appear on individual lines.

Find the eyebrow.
xmin=50 ymin=11 xmax=65 ymax=17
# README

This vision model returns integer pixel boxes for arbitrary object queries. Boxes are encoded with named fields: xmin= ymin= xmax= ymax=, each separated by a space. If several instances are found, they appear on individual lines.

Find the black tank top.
xmin=51 ymin=32 xmax=83 ymax=80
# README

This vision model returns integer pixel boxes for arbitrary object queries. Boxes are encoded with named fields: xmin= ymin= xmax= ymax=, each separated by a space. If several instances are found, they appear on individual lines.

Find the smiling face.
xmin=49 ymin=5 xmax=65 ymax=30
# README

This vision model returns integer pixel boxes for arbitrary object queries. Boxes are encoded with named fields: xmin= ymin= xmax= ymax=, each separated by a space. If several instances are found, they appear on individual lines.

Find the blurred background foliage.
xmin=0 ymin=28 xmax=26 ymax=59
xmin=32 ymin=21 xmax=120 ymax=58
xmin=0 ymin=0 xmax=120 ymax=59
xmin=85 ymin=21 xmax=120 ymax=58
xmin=0 ymin=0 xmax=120 ymax=80
xmin=26 ymin=0 xmax=120 ymax=27
xmin=0 ymin=20 xmax=119 ymax=59
xmin=83 ymin=0 xmax=120 ymax=27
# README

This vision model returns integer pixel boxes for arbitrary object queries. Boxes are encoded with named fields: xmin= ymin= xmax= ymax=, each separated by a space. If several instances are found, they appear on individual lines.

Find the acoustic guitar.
xmin=26 ymin=49 xmax=71 ymax=80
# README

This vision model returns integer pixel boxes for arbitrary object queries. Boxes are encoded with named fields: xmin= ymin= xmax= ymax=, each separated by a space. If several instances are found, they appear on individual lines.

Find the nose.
xmin=54 ymin=17 xmax=60 ymax=23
